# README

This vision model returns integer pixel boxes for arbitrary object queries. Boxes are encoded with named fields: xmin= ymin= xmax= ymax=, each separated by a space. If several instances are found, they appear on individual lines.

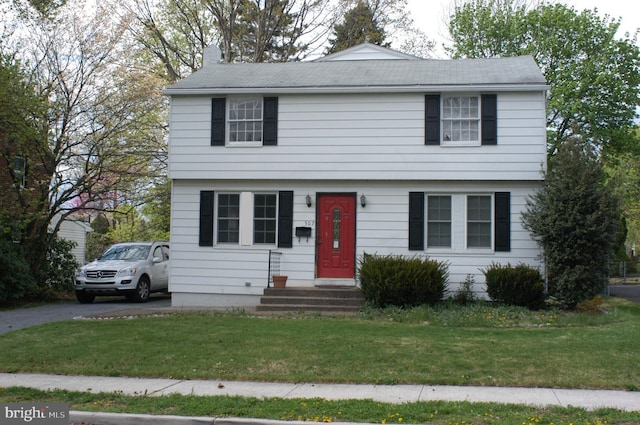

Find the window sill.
xmin=226 ymin=142 xmax=263 ymax=148
xmin=440 ymin=141 xmax=482 ymax=147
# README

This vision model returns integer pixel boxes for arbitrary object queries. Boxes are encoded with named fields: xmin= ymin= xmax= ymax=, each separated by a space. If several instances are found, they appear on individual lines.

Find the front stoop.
xmin=256 ymin=286 xmax=365 ymax=313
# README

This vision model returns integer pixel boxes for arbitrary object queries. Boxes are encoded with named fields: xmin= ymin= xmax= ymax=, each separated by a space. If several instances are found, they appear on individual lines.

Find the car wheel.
xmin=76 ymin=290 xmax=95 ymax=304
xmin=132 ymin=276 xmax=150 ymax=303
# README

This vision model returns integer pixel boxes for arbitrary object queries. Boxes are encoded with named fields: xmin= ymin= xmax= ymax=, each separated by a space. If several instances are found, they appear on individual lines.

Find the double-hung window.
xmin=228 ymin=98 xmax=263 ymax=144
xmin=215 ymin=192 xmax=278 ymax=245
xmin=467 ymin=195 xmax=492 ymax=248
xmin=442 ymin=96 xmax=479 ymax=144
xmin=217 ymin=194 xmax=240 ymax=243
xmin=427 ymin=195 xmax=451 ymax=248
xmin=425 ymin=93 xmax=497 ymax=146
xmin=211 ymin=97 xmax=278 ymax=146
xmin=410 ymin=192 xmax=508 ymax=252
xmin=253 ymin=194 xmax=277 ymax=244
xmin=200 ymin=190 xmax=293 ymax=248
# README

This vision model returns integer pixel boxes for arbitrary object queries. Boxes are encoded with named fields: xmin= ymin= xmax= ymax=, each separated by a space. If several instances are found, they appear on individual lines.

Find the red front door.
xmin=317 ymin=194 xmax=356 ymax=278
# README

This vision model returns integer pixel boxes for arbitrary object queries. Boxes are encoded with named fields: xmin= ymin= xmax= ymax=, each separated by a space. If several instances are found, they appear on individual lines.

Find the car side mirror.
xmin=153 ymin=257 xmax=163 ymax=263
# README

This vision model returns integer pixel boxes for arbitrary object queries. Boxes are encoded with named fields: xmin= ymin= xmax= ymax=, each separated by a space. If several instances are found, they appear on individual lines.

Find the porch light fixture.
xmin=305 ymin=194 xmax=313 ymax=208
xmin=360 ymin=194 xmax=367 ymax=208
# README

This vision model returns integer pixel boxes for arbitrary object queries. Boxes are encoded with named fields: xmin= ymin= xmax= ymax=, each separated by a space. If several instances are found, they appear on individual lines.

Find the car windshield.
xmin=98 ymin=245 xmax=150 ymax=261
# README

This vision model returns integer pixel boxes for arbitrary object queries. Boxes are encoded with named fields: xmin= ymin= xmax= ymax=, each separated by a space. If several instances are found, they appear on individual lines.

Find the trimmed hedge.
xmin=358 ymin=253 xmax=448 ymax=307
xmin=483 ymin=262 xmax=545 ymax=309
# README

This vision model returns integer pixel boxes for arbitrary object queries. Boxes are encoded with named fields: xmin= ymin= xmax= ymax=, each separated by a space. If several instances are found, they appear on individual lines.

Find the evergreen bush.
xmin=42 ymin=237 xmax=78 ymax=296
xmin=0 ymin=239 xmax=38 ymax=305
xmin=358 ymin=253 xmax=448 ymax=307
xmin=483 ymin=262 xmax=545 ymax=309
xmin=522 ymin=140 xmax=620 ymax=309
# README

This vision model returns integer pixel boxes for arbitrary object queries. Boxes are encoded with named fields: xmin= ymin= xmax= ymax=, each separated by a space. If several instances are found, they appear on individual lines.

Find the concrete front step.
xmin=260 ymin=296 xmax=365 ymax=307
xmin=257 ymin=286 xmax=365 ymax=313
xmin=256 ymin=304 xmax=363 ymax=313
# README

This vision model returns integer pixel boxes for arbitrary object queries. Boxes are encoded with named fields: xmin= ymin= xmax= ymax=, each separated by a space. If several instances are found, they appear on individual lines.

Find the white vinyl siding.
xmin=168 ymin=91 xmax=547 ymax=182
xmin=170 ymin=180 xmax=543 ymax=306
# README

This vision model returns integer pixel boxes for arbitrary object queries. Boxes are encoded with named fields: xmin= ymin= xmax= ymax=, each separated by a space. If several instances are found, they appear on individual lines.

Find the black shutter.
xmin=211 ymin=98 xmax=226 ymax=146
xmin=495 ymin=192 xmax=510 ymax=252
xmin=199 ymin=191 xmax=215 ymax=246
xmin=481 ymin=94 xmax=497 ymax=145
xmin=425 ymin=94 xmax=440 ymax=145
xmin=263 ymin=97 xmax=278 ymax=146
xmin=277 ymin=190 xmax=293 ymax=248
xmin=408 ymin=192 xmax=425 ymax=250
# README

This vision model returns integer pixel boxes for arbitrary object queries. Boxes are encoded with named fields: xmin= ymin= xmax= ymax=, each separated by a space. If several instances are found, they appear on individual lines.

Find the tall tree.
xmin=327 ymin=1 xmax=388 ymax=54
xmin=522 ymin=139 xmax=621 ymax=309
xmin=332 ymin=0 xmax=435 ymax=58
xmin=120 ymin=0 xmax=330 ymax=79
xmin=2 ymin=1 xmax=167 ymax=288
xmin=447 ymin=0 xmax=640 ymax=157
xmin=606 ymin=150 xmax=640 ymax=254
xmin=6 ymin=0 xmax=67 ymax=19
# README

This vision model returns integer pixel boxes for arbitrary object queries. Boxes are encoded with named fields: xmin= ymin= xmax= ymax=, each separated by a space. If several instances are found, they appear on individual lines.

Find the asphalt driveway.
xmin=0 ymin=294 xmax=171 ymax=335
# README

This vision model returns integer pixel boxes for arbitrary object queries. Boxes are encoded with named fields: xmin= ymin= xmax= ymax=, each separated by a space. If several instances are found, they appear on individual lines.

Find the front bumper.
xmin=75 ymin=276 xmax=139 ymax=294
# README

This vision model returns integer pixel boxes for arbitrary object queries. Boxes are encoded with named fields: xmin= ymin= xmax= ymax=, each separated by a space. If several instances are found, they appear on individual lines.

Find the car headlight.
xmin=76 ymin=268 xmax=86 ymax=278
xmin=116 ymin=268 xmax=138 ymax=278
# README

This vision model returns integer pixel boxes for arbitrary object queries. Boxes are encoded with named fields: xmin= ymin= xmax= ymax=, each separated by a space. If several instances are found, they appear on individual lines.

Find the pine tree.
xmin=521 ymin=139 xmax=621 ymax=309
xmin=327 ymin=1 xmax=389 ymax=54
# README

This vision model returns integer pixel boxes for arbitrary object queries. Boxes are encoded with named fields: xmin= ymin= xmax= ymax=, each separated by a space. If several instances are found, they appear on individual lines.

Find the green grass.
xmin=1 ymin=387 xmax=638 ymax=425
xmin=1 ymin=298 xmax=639 ymax=390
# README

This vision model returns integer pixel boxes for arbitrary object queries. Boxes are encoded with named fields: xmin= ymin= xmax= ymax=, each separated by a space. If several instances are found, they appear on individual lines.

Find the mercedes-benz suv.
xmin=75 ymin=242 xmax=170 ymax=303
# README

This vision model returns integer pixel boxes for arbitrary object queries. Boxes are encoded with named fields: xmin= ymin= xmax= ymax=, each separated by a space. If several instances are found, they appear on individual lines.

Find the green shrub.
xmin=0 ymin=239 xmax=38 ymax=305
xmin=453 ymin=274 xmax=477 ymax=305
xmin=483 ymin=262 xmax=545 ymax=309
xmin=42 ymin=237 xmax=78 ymax=296
xmin=358 ymin=253 xmax=448 ymax=307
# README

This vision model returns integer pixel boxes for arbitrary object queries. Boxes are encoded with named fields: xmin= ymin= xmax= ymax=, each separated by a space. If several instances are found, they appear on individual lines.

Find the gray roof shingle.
xmin=165 ymin=55 xmax=547 ymax=94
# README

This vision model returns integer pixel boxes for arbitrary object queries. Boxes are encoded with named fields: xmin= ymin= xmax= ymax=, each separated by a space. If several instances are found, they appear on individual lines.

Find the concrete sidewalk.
xmin=1 ymin=373 xmax=639 ymax=413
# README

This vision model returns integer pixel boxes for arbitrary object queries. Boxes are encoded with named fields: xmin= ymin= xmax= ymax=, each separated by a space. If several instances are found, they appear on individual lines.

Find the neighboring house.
xmin=164 ymin=43 xmax=548 ymax=308
xmin=52 ymin=213 xmax=92 ymax=265
xmin=0 ymin=130 xmax=52 ymax=243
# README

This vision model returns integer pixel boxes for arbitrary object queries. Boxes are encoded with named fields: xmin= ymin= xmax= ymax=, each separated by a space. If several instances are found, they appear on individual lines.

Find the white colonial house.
xmin=164 ymin=43 xmax=548 ymax=307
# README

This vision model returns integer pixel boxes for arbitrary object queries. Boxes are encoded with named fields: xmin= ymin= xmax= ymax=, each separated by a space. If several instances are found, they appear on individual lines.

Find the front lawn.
xmin=1 ymin=298 xmax=639 ymax=390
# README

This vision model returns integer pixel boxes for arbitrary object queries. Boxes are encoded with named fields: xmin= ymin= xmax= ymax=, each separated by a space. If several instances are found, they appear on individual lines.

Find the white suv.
xmin=75 ymin=242 xmax=170 ymax=303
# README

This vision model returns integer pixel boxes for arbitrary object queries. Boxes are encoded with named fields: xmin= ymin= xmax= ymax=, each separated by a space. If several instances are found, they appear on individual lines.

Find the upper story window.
xmin=211 ymin=97 xmax=278 ymax=147
xmin=442 ymin=96 xmax=479 ymax=144
xmin=425 ymin=93 xmax=497 ymax=147
xmin=228 ymin=98 xmax=263 ymax=144
xmin=13 ymin=156 xmax=26 ymax=188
